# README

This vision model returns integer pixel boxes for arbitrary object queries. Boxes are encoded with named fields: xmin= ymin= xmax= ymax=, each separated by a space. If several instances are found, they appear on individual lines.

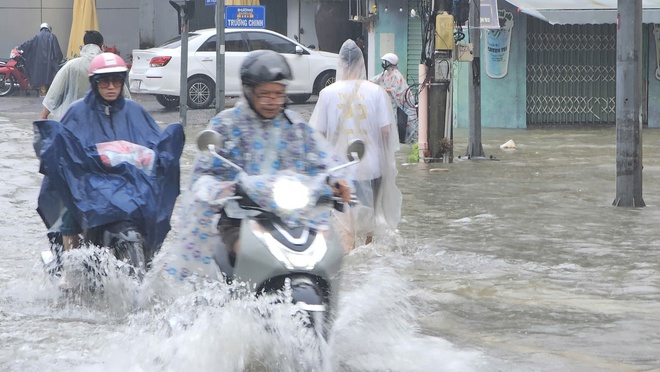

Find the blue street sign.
xmin=225 ymin=6 xmax=266 ymax=28
xmin=205 ymin=0 xmax=217 ymax=6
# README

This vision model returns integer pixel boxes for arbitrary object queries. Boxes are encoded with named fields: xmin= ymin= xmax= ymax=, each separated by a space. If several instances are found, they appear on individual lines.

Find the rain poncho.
xmin=371 ymin=63 xmax=418 ymax=143
xmin=34 ymin=90 xmax=184 ymax=257
xmin=162 ymin=100 xmax=348 ymax=281
xmin=310 ymin=39 xmax=402 ymax=244
xmin=19 ymin=28 xmax=63 ymax=88
xmin=43 ymin=44 xmax=130 ymax=120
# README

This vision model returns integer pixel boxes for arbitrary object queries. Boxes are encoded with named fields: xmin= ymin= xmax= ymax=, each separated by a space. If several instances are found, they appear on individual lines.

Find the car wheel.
xmin=187 ymin=76 xmax=215 ymax=109
xmin=288 ymin=94 xmax=311 ymax=104
xmin=317 ymin=71 xmax=336 ymax=92
xmin=155 ymin=94 xmax=179 ymax=109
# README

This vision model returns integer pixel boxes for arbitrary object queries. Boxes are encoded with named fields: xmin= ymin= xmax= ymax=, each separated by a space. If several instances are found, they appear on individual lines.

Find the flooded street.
xmin=1 ymin=94 xmax=659 ymax=371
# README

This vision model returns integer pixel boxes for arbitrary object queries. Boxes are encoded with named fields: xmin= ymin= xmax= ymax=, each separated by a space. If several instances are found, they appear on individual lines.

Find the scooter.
xmin=0 ymin=48 xmax=30 ymax=96
xmin=196 ymin=129 xmax=364 ymax=338
xmin=41 ymin=218 xmax=149 ymax=281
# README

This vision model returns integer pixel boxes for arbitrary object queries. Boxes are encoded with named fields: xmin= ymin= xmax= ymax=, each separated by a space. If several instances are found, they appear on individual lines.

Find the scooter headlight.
xmin=249 ymin=220 xmax=327 ymax=270
xmin=273 ymin=177 xmax=311 ymax=210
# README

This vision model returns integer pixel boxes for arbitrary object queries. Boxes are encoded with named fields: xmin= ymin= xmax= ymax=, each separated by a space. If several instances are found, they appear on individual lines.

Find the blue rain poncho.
xmin=18 ymin=28 xmax=63 ymax=88
xmin=34 ymin=90 xmax=184 ymax=255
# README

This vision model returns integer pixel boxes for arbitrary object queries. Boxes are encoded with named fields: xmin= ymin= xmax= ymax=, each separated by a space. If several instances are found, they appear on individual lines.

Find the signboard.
xmin=205 ymin=0 xmax=216 ymax=5
xmin=225 ymin=6 xmax=266 ymax=28
xmin=480 ymin=0 xmax=500 ymax=29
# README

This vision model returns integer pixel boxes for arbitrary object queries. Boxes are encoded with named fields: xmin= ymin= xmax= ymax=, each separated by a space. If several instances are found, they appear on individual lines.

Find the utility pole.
xmin=428 ymin=7 xmax=454 ymax=163
xmin=215 ymin=1 xmax=225 ymax=114
xmin=613 ymin=0 xmax=644 ymax=207
xmin=170 ymin=1 xmax=195 ymax=127
xmin=466 ymin=0 xmax=484 ymax=158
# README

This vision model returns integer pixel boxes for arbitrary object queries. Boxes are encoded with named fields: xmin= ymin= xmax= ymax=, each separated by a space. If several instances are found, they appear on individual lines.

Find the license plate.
xmin=130 ymin=80 xmax=141 ymax=91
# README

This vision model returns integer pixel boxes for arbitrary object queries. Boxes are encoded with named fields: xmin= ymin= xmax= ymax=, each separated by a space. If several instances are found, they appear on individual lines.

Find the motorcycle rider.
xmin=41 ymin=31 xmax=130 ymax=120
xmin=371 ymin=53 xmax=418 ymax=143
xmin=162 ymin=50 xmax=350 ymax=280
xmin=18 ymin=23 xmax=63 ymax=96
xmin=34 ymin=53 xmax=183 ymax=265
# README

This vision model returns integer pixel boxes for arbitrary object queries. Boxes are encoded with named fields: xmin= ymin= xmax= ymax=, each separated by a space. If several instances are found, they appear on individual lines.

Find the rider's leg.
xmin=60 ymin=209 xmax=82 ymax=250
xmin=218 ymin=211 xmax=241 ymax=266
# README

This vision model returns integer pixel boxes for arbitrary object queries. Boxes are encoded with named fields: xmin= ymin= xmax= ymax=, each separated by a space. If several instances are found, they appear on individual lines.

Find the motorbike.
xmin=35 ymin=120 xmax=184 ymax=286
xmin=0 ymin=48 xmax=30 ymax=96
xmin=196 ymin=129 xmax=364 ymax=338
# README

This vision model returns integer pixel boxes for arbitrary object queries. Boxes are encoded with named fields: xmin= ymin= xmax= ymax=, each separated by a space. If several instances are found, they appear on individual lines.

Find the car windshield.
xmin=158 ymin=33 xmax=203 ymax=49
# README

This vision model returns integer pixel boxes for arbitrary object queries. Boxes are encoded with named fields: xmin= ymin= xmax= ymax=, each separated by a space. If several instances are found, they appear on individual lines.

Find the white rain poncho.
xmin=371 ymin=61 xmax=418 ymax=143
xmin=43 ymin=44 xmax=130 ymax=120
xmin=310 ymin=39 xmax=402 ymax=247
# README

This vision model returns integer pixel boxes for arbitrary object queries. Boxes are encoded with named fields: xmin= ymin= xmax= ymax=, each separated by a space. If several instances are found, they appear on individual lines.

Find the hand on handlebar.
xmin=331 ymin=180 xmax=351 ymax=204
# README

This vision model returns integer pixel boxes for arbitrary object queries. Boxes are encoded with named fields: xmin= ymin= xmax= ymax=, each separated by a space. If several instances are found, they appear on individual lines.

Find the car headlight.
xmin=273 ymin=177 xmax=310 ymax=210
xmin=249 ymin=220 xmax=327 ymax=270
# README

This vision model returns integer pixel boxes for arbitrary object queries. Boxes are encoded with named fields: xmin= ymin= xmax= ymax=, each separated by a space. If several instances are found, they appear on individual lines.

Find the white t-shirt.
xmin=311 ymin=80 xmax=393 ymax=180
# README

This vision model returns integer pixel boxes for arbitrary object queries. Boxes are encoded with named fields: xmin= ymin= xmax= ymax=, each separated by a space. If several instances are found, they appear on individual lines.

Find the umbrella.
xmin=67 ymin=0 xmax=99 ymax=60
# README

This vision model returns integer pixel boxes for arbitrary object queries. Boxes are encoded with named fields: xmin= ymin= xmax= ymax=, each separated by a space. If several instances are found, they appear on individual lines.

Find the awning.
xmin=505 ymin=0 xmax=660 ymax=24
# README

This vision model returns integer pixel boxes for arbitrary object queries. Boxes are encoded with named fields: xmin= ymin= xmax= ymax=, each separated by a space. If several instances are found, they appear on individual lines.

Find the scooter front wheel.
xmin=0 ymin=74 xmax=16 ymax=96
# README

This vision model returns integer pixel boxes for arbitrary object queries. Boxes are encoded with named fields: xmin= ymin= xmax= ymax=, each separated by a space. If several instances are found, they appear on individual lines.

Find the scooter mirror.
xmin=346 ymin=139 xmax=365 ymax=162
xmin=196 ymin=129 xmax=223 ymax=152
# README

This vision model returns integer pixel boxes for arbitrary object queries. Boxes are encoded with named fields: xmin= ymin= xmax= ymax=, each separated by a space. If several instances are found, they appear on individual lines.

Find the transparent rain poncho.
xmin=160 ymin=100 xmax=348 ymax=281
xmin=310 ymin=39 xmax=402 ymax=248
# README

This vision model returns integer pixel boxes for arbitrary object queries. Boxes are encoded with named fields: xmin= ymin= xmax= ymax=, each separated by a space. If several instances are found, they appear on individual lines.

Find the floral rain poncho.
xmin=161 ymin=99 xmax=348 ymax=281
xmin=371 ymin=67 xmax=418 ymax=143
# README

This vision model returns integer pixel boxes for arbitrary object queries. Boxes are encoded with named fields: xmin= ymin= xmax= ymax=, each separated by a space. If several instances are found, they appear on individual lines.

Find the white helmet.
xmin=40 ymin=23 xmax=51 ymax=31
xmin=381 ymin=53 xmax=399 ymax=66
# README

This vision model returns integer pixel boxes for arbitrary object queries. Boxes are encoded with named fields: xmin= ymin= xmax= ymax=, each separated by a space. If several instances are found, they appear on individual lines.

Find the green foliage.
xmin=408 ymin=142 xmax=419 ymax=163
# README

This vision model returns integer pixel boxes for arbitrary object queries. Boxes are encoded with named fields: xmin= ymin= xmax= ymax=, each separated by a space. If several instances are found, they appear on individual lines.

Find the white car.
xmin=129 ymin=28 xmax=338 ymax=109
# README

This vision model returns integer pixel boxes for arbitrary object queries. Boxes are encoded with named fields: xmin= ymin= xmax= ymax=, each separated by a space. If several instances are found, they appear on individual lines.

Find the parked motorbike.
xmin=0 ymin=48 xmax=30 ymax=96
xmin=196 ymin=129 xmax=364 ymax=338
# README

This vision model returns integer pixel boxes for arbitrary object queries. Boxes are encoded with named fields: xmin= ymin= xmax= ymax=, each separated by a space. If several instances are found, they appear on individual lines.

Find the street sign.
xmin=225 ymin=6 xmax=265 ymax=28
xmin=205 ymin=0 xmax=216 ymax=6
xmin=480 ymin=0 xmax=500 ymax=29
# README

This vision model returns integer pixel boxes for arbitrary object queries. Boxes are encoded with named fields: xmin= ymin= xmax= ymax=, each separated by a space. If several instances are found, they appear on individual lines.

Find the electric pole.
xmin=466 ymin=0 xmax=484 ymax=158
xmin=613 ymin=0 xmax=644 ymax=207
xmin=215 ymin=1 xmax=225 ymax=114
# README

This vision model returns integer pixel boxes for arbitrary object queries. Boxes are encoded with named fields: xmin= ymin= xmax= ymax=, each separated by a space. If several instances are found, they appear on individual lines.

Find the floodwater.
xmin=1 ymin=103 xmax=660 ymax=371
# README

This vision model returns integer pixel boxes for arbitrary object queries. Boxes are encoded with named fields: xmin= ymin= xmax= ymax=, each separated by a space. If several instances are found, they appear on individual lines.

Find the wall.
xmin=454 ymin=0 xmax=527 ymax=129
xmin=374 ymin=0 xmax=409 ymax=79
xmin=286 ymin=0 xmax=320 ymax=49
xmin=0 ymin=0 xmax=143 ymax=63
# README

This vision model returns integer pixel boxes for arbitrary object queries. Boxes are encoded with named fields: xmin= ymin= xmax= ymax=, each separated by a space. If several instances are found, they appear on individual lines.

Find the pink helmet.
xmin=88 ymin=53 xmax=128 ymax=76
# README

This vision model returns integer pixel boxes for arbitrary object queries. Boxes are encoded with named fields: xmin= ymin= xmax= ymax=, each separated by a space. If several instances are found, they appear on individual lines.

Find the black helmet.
xmin=240 ymin=50 xmax=293 ymax=87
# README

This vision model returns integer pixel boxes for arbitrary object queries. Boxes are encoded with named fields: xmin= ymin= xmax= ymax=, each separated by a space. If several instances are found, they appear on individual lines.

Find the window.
xmin=159 ymin=33 xmax=203 ymax=49
xmin=226 ymin=33 xmax=248 ymax=52
xmin=197 ymin=33 xmax=248 ymax=52
xmin=246 ymin=32 xmax=297 ymax=54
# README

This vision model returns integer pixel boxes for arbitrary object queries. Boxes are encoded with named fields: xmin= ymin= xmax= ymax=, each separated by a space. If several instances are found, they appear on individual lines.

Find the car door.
xmin=194 ymin=31 xmax=249 ymax=96
xmin=245 ymin=31 xmax=311 ymax=94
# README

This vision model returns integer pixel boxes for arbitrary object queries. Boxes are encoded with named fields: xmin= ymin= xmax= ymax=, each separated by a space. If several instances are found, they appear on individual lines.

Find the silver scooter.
xmin=196 ymin=130 xmax=364 ymax=337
